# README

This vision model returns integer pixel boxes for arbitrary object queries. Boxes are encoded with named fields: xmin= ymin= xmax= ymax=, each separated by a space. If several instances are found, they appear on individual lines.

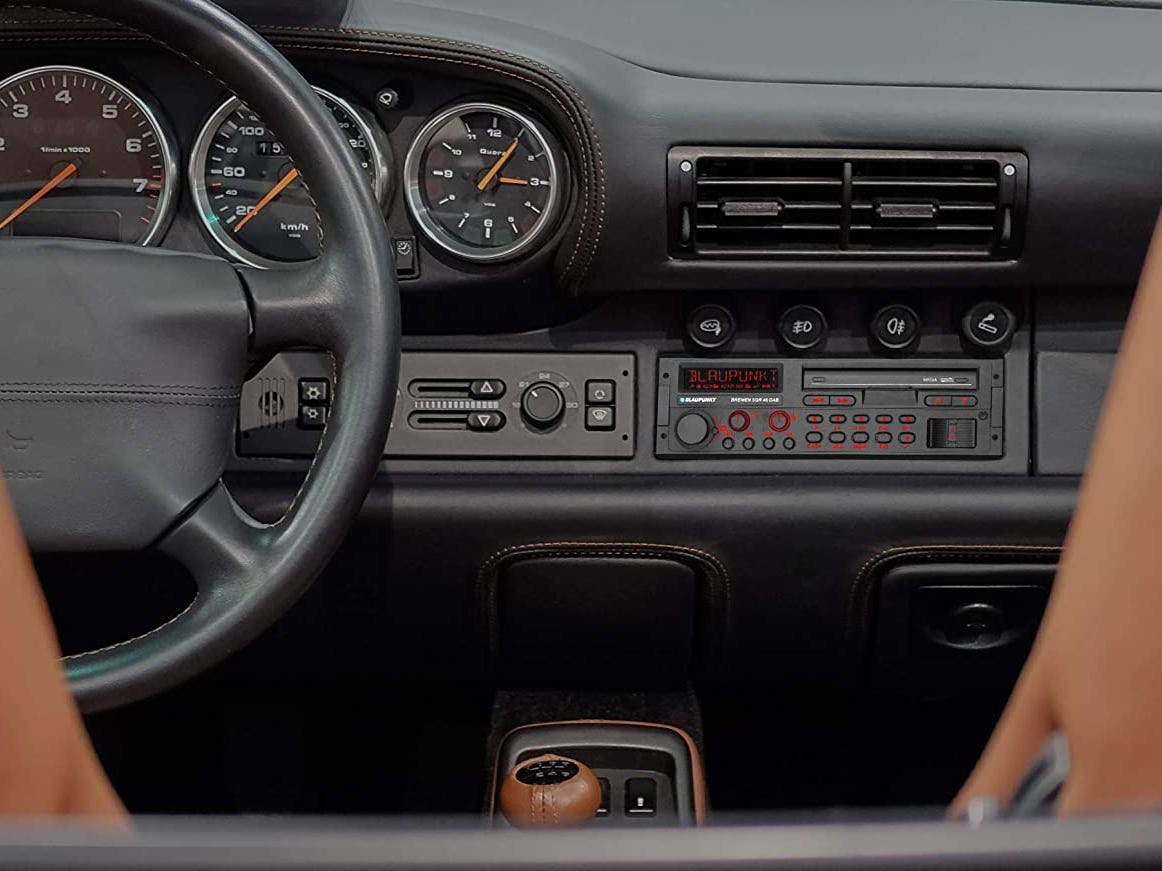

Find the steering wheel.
xmin=0 ymin=0 xmax=399 ymax=712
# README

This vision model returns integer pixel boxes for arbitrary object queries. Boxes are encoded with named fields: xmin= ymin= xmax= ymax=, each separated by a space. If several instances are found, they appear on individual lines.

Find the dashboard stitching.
xmin=845 ymin=544 xmax=1063 ymax=664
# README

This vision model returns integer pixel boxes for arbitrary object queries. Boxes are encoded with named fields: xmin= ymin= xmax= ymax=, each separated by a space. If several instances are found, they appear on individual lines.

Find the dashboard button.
xmin=586 ymin=406 xmax=615 ymax=430
xmin=777 ymin=304 xmax=827 ymax=351
xmin=469 ymin=379 xmax=506 ymax=399
xmin=394 ymin=236 xmax=418 ymax=279
xmin=769 ymin=410 xmax=791 ymax=432
xmin=875 ymin=432 xmax=893 ymax=444
xmin=742 ymin=437 xmax=756 ymax=450
xmin=899 ymin=431 xmax=916 ymax=444
xmin=830 ymin=395 xmax=856 ymax=406
xmin=924 ymin=395 xmax=952 ymax=407
xmin=806 ymin=432 xmax=823 ymax=444
xmin=297 ymin=404 xmax=328 ymax=430
xmin=829 ymin=431 xmax=847 ymax=444
xmin=722 ymin=437 xmax=736 ymax=450
xmin=899 ymin=414 xmax=917 ymax=424
xmin=952 ymin=395 xmax=978 ymax=407
xmin=298 ymin=378 xmax=331 ymax=405
xmin=468 ymin=411 xmax=505 ymax=432
xmin=962 ymin=301 xmax=1015 ymax=349
xmin=876 ymin=414 xmax=893 ymax=424
xmin=674 ymin=412 xmax=711 ymax=447
xmin=763 ymin=437 xmax=776 ymax=450
xmin=829 ymin=414 xmax=847 ymax=424
xmin=804 ymin=395 xmax=829 ymax=406
xmin=586 ymin=380 xmax=615 ymax=405
xmin=871 ymin=304 xmax=921 ymax=351
xmin=853 ymin=432 xmax=870 ymax=444
xmin=783 ymin=437 xmax=796 ymax=450
xmin=686 ymin=303 xmax=736 ymax=350
xmin=806 ymin=413 xmax=824 ymax=424
xmin=853 ymin=414 xmax=870 ymax=424
xmin=728 ymin=410 xmax=750 ymax=432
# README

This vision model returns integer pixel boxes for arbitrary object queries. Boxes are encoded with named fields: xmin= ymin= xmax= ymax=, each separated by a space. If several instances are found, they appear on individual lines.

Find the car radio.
xmin=655 ymin=357 xmax=1004 ymax=459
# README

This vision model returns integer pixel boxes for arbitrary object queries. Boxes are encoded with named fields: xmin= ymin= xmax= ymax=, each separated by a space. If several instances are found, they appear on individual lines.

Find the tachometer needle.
xmin=234 ymin=167 xmax=300 ymax=233
xmin=476 ymin=139 xmax=520 ymax=191
xmin=0 ymin=162 xmax=78 ymax=233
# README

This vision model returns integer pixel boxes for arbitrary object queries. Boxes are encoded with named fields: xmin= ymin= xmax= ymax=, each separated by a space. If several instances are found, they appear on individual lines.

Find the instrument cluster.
xmin=0 ymin=63 xmax=568 ymax=271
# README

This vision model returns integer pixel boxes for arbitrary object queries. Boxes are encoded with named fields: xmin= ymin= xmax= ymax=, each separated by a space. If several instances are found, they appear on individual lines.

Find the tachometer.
xmin=0 ymin=65 xmax=178 ymax=246
xmin=190 ymin=87 xmax=388 ymax=268
xmin=404 ymin=102 xmax=563 ymax=263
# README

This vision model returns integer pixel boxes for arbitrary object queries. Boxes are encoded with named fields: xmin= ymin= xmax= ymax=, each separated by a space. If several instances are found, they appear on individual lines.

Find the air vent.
xmin=669 ymin=148 xmax=1026 ymax=260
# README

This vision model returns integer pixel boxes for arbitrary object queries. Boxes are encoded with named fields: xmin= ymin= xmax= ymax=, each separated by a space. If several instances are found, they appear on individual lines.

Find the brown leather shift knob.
xmin=499 ymin=754 xmax=602 ymax=828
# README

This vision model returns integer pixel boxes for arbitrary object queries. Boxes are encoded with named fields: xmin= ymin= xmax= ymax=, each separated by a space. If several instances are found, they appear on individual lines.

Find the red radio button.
xmin=728 ymin=410 xmax=750 ymax=432
xmin=769 ymin=410 xmax=791 ymax=432
xmin=804 ymin=395 xmax=829 ymax=405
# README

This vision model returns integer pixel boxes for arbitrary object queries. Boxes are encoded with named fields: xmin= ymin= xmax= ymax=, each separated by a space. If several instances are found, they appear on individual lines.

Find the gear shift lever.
xmin=499 ymin=754 xmax=602 ymax=827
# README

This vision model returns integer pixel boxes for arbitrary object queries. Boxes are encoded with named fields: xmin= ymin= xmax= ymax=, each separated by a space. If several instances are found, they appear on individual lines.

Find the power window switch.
xmin=625 ymin=778 xmax=657 ymax=817
xmin=298 ymin=404 xmax=328 ymax=430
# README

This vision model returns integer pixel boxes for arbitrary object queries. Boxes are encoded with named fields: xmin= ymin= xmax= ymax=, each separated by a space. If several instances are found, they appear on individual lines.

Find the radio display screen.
xmin=680 ymin=365 xmax=781 ymax=392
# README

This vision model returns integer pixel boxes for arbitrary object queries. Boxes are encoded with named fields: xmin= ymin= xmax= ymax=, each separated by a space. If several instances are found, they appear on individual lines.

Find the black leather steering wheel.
xmin=0 ymin=0 xmax=399 ymax=712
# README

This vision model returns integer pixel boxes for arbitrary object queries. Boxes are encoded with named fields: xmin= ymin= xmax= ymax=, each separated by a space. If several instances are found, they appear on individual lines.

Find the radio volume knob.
xmin=674 ymin=412 xmax=712 ymax=448
xmin=521 ymin=382 xmax=565 ymax=428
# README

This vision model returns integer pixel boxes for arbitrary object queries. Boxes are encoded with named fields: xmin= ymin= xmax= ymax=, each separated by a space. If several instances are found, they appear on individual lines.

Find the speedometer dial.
xmin=404 ymin=102 xmax=563 ymax=263
xmin=190 ymin=87 xmax=388 ymax=269
xmin=0 ymin=65 xmax=178 ymax=246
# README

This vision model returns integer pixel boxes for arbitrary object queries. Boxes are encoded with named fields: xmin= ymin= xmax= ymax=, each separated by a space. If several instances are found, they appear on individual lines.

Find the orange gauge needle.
xmin=0 ymin=162 xmax=78 ymax=233
xmin=234 ymin=167 xmax=300 ymax=233
xmin=477 ymin=138 xmax=520 ymax=191
xmin=498 ymin=176 xmax=529 ymax=186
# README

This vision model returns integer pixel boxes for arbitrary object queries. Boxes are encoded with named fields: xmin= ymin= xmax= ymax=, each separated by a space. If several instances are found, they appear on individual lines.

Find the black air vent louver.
xmin=670 ymin=148 xmax=1027 ymax=260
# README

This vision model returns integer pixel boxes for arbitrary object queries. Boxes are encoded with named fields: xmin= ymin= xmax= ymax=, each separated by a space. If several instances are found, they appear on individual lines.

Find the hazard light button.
xmin=469 ymin=379 xmax=506 ymax=399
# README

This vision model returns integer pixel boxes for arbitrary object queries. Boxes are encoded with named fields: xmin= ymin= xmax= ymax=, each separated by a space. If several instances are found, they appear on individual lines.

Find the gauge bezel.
xmin=0 ymin=64 xmax=180 ymax=247
xmin=188 ymin=86 xmax=389 ymax=270
xmin=404 ymin=101 xmax=564 ymax=264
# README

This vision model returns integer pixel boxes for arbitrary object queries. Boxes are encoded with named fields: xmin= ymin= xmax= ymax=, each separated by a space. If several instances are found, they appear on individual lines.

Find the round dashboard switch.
xmin=962 ymin=301 xmax=1016 ymax=349
xmin=686 ymin=304 xmax=736 ymax=351
xmin=728 ymin=410 xmax=750 ymax=432
xmin=777 ymin=304 xmax=827 ymax=351
xmin=674 ymin=412 xmax=711 ymax=447
xmin=870 ymin=304 xmax=921 ymax=351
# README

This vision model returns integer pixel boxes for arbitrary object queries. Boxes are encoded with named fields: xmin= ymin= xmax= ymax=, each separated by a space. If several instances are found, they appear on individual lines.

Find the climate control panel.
xmin=239 ymin=352 xmax=635 ymax=459
xmin=655 ymin=357 xmax=1004 ymax=459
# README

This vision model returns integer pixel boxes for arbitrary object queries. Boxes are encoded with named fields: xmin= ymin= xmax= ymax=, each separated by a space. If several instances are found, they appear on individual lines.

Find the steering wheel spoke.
xmin=237 ymin=258 xmax=351 ymax=354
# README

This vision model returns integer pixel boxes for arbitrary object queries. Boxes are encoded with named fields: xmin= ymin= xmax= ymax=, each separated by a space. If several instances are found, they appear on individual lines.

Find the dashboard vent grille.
xmin=670 ymin=148 xmax=1027 ymax=260
xmin=693 ymin=156 xmax=845 ymax=254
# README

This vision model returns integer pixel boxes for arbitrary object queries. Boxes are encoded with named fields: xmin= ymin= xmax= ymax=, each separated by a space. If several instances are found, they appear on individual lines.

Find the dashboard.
xmin=0 ymin=0 xmax=1158 ymax=748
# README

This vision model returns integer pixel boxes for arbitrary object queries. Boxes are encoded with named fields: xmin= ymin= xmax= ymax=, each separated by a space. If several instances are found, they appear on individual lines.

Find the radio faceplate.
xmin=656 ymin=357 xmax=1004 ymax=459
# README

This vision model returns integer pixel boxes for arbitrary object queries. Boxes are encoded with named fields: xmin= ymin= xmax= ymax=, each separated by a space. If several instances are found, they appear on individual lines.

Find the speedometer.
xmin=0 ymin=65 xmax=178 ymax=245
xmin=404 ymin=102 xmax=564 ymax=263
xmin=190 ymin=87 xmax=388 ymax=269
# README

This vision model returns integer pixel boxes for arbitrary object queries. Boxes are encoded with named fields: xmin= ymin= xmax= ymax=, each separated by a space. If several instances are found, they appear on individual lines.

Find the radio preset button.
xmin=806 ymin=432 xmax=824 ymax=444
xmin=769 ymin=410 xmax=791 ymax=432
xmin=763 ymin=437 xmax=776 ymax=450
xmin=806 ymin=413 xmax=824 ymax=424
xmin=674 ymin=412 xmax=711 ymax=447
xmin=853 ymin=414 xmax=870 ymax=424
xmin=829 ymin=414 xmax=847 ymax=424
xmin=722 ymin=437 xmax=736 ymax=450
xmin=728 ymin=410 xmax=750 ymax=432
xmin=853 ymin=432 xmax=870 ymax=444
xmin=875 ymin=432 xmax=893 ymax=444
xmin=743 ymin=437 xmax=756 ymax=450
xmin=829 ymin=432 xmax=847 ymax=444
xmin=899 ymin=432 xmax=916 ymax=445
xmin=876 ymin=414 xmax=893 ymax=424
xmin=778 ymin=304 xmax=828 ymax=351
xmin=899 ymin=414 xmax=917 ymax=424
